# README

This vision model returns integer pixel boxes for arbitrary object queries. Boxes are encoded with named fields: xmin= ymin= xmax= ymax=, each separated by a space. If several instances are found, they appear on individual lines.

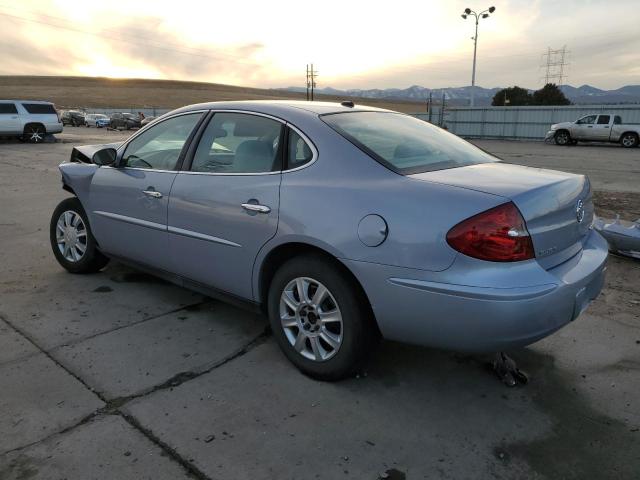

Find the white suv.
xmin=0 ymin=100 xmax=63 ymax=143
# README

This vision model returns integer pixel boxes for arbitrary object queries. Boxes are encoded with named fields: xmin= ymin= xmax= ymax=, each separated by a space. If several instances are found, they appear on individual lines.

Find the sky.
xmin=0 ymin=0 xmax=638 ymax=90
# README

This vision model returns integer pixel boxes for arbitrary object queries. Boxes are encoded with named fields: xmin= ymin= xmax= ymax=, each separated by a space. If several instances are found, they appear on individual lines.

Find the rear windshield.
xmin=322 ymin=111 xmax=498 ymax=175
xmin=22 ymin=103 xmax=57 ymax=114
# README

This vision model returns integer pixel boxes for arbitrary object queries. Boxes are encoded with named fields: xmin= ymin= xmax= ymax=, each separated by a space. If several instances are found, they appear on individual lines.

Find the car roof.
xmin=172 ymin=100 xmax=393 ymax=117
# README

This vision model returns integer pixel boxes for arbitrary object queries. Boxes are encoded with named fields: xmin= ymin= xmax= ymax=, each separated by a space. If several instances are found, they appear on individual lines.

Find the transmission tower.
xmin=306 ymin=64 xmax=318 ymax=101
xmin=541 ymin=46 xmax=569 ymax=86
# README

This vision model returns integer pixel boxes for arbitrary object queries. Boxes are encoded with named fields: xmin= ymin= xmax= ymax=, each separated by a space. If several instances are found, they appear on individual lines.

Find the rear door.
xmin=168 ymin=111 xmax=284 ymax=300
xmin=89 ymin=112 xmax=204 ymax=270
xmin=592 ymin=115 xmax=612 ymax=141
xmin=0 ymin=103 xmax=21 ymax=134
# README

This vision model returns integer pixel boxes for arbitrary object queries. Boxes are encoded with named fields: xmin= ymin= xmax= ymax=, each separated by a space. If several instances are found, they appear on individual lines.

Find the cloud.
xmin=0 ymin=1 xmax=638 ymax=90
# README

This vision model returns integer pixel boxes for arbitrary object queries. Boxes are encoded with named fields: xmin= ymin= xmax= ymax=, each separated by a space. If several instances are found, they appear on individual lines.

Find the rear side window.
xmin=22 ymin=103 xmax=56 ymax=114
xmin=614 ymin=115 xmax=622 ymax=125
xmin=0 ymin=103 xmax=18 ymax=114
xmin=322 ymin=112 xmax=497 ymax=175
xmin=597 ymin=115 xmax=610 ymax=125
xmin=287 ymin=130 xmax=314 ymax=169
xmin=191 ymin=113 xmax=283 ymax=173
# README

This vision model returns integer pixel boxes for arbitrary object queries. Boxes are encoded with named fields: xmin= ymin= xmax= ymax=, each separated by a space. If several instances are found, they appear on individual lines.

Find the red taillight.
xmin=446 ymin=202 xmax=534 ymax=262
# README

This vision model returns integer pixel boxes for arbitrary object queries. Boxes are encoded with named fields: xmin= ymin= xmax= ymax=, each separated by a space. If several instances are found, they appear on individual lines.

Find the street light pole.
xmin=461 ymin=6 xmax=495 ymax=108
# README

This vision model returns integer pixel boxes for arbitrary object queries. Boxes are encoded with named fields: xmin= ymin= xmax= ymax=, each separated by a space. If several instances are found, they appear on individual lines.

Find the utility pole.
xmin=306 ymin=64 xmax=309 ymax=101
xmin=541 ymin=45 xmax=569 ymax=86
xmin=307 ymin=63 xmax=318 ymax=101
xmin=461 ymin=6 xmax=496 ymax=107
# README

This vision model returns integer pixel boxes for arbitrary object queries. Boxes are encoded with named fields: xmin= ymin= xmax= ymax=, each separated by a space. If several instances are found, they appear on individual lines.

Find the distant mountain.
xmin=282 ymin=84 xmax=640 ymax=106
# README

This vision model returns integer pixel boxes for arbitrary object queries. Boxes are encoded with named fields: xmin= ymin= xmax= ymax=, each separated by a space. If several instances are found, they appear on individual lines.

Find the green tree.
xmin=491 ymin=86 xmax=532 ymax=106
xmin=532 ymin=83 xmax=571 ymax=105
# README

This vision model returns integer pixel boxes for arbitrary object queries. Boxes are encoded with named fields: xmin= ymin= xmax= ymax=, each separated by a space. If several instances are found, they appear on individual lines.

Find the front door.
xmin=571 ymin=114 xmax=597 ymax=139
xmin=88 ymin=112 xmax=204 ymax=270
xmin=168 ymin=112 xmax=284 ymax=300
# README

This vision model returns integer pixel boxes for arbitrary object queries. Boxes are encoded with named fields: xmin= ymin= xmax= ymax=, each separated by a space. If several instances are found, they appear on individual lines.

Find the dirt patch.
xmin=593 ymin=191 xmax=640 ymax=221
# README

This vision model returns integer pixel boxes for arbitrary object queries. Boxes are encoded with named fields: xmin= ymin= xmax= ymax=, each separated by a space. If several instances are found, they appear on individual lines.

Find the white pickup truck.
xmin=546 ymin=113 xmax=640 ymax=148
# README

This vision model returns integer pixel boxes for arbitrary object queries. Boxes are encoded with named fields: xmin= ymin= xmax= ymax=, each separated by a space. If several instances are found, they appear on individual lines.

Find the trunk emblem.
xmin=576 ymin=200 xmax=585 ymax=223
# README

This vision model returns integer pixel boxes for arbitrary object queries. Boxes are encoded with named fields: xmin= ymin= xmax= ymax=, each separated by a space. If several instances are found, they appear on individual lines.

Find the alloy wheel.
xmin=279 ymin=277 xmax=343 ymax=361
xmin=622 ymin=134 xmax=637 ymax=147
xmin=27 ymin=126 xmax=45 ymax=143
xmin=55 ymin=210 xmax=87 ymax=262
xmin=555 ymin=132 xmax=569 ymax=145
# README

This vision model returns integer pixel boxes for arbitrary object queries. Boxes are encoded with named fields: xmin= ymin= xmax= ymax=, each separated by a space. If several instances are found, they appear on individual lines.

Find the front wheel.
xmin=621 ymin=133 xmax=639 ymax=148
xmin=268 ymin=255 xmax=377 ymax=381
xmin=50 ymin=197 xmax=110 ymax=273
xmin=554 ymin=130 xmax=571 ymax=146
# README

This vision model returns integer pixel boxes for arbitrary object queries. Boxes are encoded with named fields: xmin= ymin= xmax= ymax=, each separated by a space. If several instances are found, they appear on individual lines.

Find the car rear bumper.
xmin=46 ymin=122 xmax=63 ymax=134
xmin=344 ymin=229 xmax=608 ymax=352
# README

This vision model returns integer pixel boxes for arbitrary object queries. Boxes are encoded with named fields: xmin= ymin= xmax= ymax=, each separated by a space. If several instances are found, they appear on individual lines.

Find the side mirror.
xmin=92 ymin=148 xmax=117 ymax=167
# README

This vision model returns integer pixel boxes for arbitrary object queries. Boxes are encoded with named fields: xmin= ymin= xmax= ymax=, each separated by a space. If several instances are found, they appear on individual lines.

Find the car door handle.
xmin=143 ymin=190 xmax=162 ymax=198
xmin=241 ymin=203 xmax=271 ymax=214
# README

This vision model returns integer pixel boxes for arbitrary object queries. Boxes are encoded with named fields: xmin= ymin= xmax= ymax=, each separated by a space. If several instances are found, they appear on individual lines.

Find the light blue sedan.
xmin=50 ymin=101 xmax=608 ymax=380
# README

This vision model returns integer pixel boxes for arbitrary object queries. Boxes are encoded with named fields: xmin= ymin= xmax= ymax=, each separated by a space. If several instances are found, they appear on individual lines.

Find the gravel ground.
xmin=0 ymin=129 xmax=638 ymax=479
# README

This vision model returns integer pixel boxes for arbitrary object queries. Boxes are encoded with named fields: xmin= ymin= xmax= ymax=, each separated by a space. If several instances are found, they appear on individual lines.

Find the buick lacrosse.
xmin=50 ymin=101 xmax=608 ymax=380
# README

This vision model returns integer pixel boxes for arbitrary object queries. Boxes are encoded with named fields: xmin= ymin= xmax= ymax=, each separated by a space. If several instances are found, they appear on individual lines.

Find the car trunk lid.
xmin=411 ymin=163 xmax=593 ymax=269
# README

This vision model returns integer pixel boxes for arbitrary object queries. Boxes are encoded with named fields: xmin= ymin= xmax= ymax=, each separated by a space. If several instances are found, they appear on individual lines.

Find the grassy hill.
xmin=0 ymin=76 xmax=426 ymax=114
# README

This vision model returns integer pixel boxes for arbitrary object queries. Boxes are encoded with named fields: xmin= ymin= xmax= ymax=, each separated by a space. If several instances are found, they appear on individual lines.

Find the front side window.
xmin=576 ymin=115 xmax=597 ymax=125
xmin=287 ymin=130 xmax=314 ymax=169
xmin=0 ymin=103 xmax=18 ymax=114
xmin=191 ymin=113 xmax=283 ymax=173
xmin=322 ymin=112 xmax=498 ymax=175
xmin=597 ymin=115 xmax=610 ymax=125
xmin=122 ymin=113 xmax=202 ymax=170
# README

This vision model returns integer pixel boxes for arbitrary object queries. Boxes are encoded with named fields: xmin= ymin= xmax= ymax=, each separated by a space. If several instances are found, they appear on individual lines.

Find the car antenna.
xmin=341 ymin=100 xmax=355 ymax=108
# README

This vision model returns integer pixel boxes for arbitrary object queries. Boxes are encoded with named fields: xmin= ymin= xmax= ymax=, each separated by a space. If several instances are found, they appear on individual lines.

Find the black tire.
xmin=554 ymin=130 xmax=571 ymax=146
xmin=23 ymin=124 xmax=46 ymax=143
xmin=268 ymin=254 xmax=377 ymax=381
xmin=620 ymin=132 xmax=639 ymax=148
xmin=50 ymin=197 xmax=109 ymax=274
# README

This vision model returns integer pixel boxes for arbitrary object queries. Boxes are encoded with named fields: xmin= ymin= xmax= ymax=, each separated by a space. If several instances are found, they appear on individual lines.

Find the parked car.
xmin=140 ymin=116 xmax=156 ymax=127
xmin=110 ymin=112 xmax=141 ymax=130
xmin=85 ymin=113 xmax=110 ymax=128
xmin=0 ymin=100 xmax=63 ymax=143
xmin=60 ymin=110 xmax=86 ymax=127
xmin=50 ymin=101 xmax=608 ymax=380
xmin=546 ymin=113 xmax=640 ymax=147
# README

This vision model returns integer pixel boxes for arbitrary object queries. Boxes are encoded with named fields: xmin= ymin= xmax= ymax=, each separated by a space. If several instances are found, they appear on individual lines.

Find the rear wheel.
xmin=268 ymin=255 xmax=376 ymax=381
xmin=554 ymin=130 xmax=571 ymax=146
xmin=621 ymin=132 xmax=639 ymax=148
xmin=50 ymin=197 xmax=109 ymax=273
xmin=23 ymin=124 xmax=45 ymax=143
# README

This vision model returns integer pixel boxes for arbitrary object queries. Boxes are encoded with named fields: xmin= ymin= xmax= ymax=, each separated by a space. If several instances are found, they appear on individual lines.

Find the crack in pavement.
xmin=0 ymin=310 xmax=272 ymax=480
xmin=0 ymin=300 xmax=208 ymax=369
